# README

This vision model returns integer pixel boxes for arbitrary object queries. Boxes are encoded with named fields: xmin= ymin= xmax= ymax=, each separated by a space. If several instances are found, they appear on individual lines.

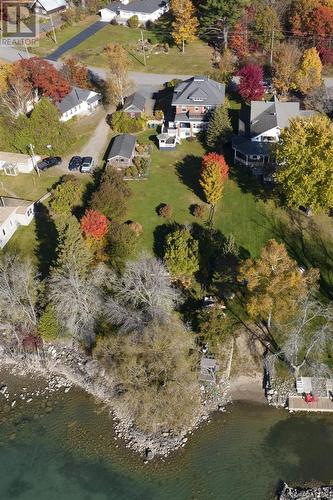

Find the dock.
xmin=288 ymin=396 xmax=333 ymax=412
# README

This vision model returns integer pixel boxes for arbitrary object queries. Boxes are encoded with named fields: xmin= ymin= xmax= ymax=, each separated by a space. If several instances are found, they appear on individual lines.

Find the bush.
xmin=191 ymin=203 xmax=206 ymax=219
xmin=110 ymin=18 xmax=118 ymax=25
xmin=148 ymin=33 xmax=158 ymax=45
xmin=111 ymin=111 xmax=145 ymax=133
xmin=38 ymin=305 xmax=60 ymax=341
xmin=145 ymin=20 xmax=154 ymax=30
xmin=158 ymin=203 xmax=173 ymax=218
xmin=154 ymin=109 xmax=164 ymax=120
xmin=165 ymin=78 xmax=182 ymax=89
xmin=127 ymin=221 xmax=143 ymax=236
xmin=128 ymin=15 xmax=139 ymax=28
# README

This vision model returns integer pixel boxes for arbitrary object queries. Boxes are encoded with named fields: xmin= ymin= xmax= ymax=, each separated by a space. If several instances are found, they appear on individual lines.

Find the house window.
xmin=181 ymin=106 xmax=187 ymax=112
xmin=194 ymin=107 xmax=199 ymax=112
xmin=2 ymin=229 xmax=5 ymax=236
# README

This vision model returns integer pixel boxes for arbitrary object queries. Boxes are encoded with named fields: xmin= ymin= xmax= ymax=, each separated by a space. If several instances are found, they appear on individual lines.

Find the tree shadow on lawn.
xmin=34 ymin=203 xmax=58 ymax=279
xmin=176 ymin=154 xmax=204 ymax=201
xmin=260 ymin=206 xmax=333 ymax=298
xmin=153 ymin=221 xmax=178 ymax=259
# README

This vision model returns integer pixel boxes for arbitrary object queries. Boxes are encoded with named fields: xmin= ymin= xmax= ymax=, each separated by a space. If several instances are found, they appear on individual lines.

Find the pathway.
xmin=46 ymin=21 xmax=109 ymax=61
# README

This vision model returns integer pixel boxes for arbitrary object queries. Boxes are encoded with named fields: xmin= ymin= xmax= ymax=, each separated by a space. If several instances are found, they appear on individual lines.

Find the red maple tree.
xmin=80 ymin=209 xmax=109 ymax=241
xmin=14 ymin=57 xmax=70 ymax=102
xmin=237 ymin=64 xmax=265 ymax=102
xmin=202 ymin=152 xmax=229 ymax=180
xmin=62 ymin=56 xmax=90 ymax=89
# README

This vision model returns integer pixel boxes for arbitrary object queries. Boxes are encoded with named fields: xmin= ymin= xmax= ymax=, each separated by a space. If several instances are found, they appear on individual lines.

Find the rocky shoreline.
xmin=0 ymin=342 xmax=231 ymax=460
xmin=279 ymin=482 xmax=333 ymax=499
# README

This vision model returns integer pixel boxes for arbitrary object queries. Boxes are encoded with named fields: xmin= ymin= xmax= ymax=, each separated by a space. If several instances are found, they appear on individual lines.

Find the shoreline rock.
xmin=279 ymin=482 xmax=333 ymax=499
xmin=0 ymin=342 xmax=230 ymax=459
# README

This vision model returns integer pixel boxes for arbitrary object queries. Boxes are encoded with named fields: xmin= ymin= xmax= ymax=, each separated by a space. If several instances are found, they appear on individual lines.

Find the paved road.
xmin=46 ymin=21 xmax=109 ymax=61
xmin=0 ymin=46 xmax=191 ymax=85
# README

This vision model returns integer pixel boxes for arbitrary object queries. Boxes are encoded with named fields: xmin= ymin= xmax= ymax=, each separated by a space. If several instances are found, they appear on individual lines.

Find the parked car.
xmin=68 ymin=156 xmax=82 ymax=171
xmin=80 ymin=156 xmax=94 ymax=173
xmin=37 ymin=156 xmax=62 ymax=171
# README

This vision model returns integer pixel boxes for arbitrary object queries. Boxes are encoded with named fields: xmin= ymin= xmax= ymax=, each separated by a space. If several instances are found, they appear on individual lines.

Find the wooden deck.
xmin=288 ymin=396 xmax=333 ymax=412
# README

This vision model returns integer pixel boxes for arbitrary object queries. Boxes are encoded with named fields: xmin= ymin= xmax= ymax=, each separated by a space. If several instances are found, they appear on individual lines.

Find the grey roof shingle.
xmin=241 ymin=97 xmax=316 ymax=138
xmin=105 ymin=0 xmax=167 ymax=14
xmin=123 ymin=92 xmax=146 ymax=113
xmin=108 ymin=134 xmax=136 ymax=160
xmin=172 ymin=76 xmax=225 ymax=107
xmin=56 ymin=87 xmax=101 ymax=113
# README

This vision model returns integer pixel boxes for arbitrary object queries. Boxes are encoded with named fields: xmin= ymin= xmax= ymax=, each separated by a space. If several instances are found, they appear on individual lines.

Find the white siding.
xmin=0 ymin=205 xmax=34 ymax=249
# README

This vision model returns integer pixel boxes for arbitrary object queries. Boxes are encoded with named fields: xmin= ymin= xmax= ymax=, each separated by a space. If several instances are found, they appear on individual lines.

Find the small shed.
xmin=199 ymin=357 xmax=219 ymax=383
xmin=157 ymin=133 xmax=177 ymax=150
xmin=107 ymin=134 xmax=136 ymax=168
xmin=123 ymin=92 xmax=146 ymax=118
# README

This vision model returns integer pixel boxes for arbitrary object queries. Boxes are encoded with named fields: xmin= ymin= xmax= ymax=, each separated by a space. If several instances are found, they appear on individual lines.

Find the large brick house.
xmin=157 ymin=76 xmax=225 ymax=149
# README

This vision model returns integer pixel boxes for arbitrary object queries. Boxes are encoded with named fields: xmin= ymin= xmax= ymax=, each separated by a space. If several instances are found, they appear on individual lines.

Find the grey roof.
xmin=174 ymin=112 xmax=210 ymax=123
xmin=240 ymin=97 xmax=315 ymax=138
xmin=172 ymin=76 xmax=225 ymax=107
xmin=105 ymin=0 xmax=167 ymax=14
xmin=123 ymin=92 xmax=146 ymax=113
xmin=33 ymin=0 xmax=67 ymax=12
xmin=232 ymin=136 xmax=271 ymax=157
xmin=56 ymin=87 xmax=101 ymax=113
xmin=108 ymin=134 xmax=136 ymax=160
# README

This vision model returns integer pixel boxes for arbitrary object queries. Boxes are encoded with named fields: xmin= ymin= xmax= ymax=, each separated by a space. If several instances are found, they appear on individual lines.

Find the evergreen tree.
xmin=164 ymin=226 xmax=199 ymax=284
xmin=50 ymin=177 xmax=84 ymax=216
xmin=206 ymin=102 xmax=232 ymax=149
xmin=38 ymin=304 xmax=60 ymax=341
xmin=200 ymin=0 xmax=249 ymax=47
xmin=29 ymin=98 xmax=75 ymax=155
xmin=55 ymin=215 xmax=93 ymax=276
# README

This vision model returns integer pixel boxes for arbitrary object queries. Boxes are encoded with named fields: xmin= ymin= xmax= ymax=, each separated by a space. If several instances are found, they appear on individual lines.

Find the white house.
xmin=0 ymin=198 xmax=34 ymax=248
xmin=31 ymin=0 xmax=67 ymax=15
xmin=232 ymin=97 xmax=315 ymax=170
xmin=99 ymin=0 xmax=169 ymax=24
xmin=57 ymin=87 xmax=102 ymax=122
xmin=0 ymin=152 xmax=41 ymax=175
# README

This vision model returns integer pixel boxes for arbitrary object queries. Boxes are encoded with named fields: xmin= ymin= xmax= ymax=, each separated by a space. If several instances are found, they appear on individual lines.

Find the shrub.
xmin=128 ymin=15 xmax=139 ymax=28
xmin=154 ymin=109 xmax=164 ymax=120
xmin=127 ymin=221 xmax=143 ymax=236
xmin=110 ymin=18 xmax=118 ymax=25
xmin=146 ymin=20 xmax=154 ymax=30
xmin=158 ymin=203 xmax=173 ymax=218
xmin=129 ymin=164 xmax=139 ymax=177
xmin=165 ymin=78 xmax=182 ymax=89
xmin=191 ymin=203 xmax=206 ymax=219
xmin=111 ymin=111 xmax=145 ymax=133
xmin=38 ymin=305 xmax=60 ymax=341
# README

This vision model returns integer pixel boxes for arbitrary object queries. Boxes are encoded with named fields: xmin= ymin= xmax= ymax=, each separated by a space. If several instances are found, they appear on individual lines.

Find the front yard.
xmin=35 ymin=19 xmax=213 ymax=74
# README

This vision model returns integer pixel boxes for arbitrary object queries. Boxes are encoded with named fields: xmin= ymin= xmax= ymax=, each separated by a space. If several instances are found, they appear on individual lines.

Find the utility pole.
xmin=23 ymin=39 xmax=29 ymax=58
xmin=29 ymin=143 xmax=40 ymax=178
xmin=140 ymin=30 xmax=146 ymax=67
xmin=50 ymin=14 xmax=57 ymax=44
xmin=270 ymin=29 xmax=275 ymax=67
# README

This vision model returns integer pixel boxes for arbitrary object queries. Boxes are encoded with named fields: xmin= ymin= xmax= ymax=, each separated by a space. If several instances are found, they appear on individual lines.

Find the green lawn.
xmin=127 ymin=131 xmax=276 ymax=258
xmin=35 ymin=18 xmax=213 ymax=74
xmin=126 ymin=130 xmax=333 ymax=296
xmin=33 ymin=15 xmax=98 ymax=57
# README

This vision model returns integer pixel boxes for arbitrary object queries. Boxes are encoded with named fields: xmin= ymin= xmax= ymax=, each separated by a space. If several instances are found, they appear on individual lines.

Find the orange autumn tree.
xmin=201 ymin=152 xmax=229 ymax=180
xmin=80 ymin=209 xmax=109 ymax=241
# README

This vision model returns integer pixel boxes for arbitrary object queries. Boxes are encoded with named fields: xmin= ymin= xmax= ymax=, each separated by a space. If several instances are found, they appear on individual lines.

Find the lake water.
xmin=0 ymin=370 xmax=332 ymax=500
